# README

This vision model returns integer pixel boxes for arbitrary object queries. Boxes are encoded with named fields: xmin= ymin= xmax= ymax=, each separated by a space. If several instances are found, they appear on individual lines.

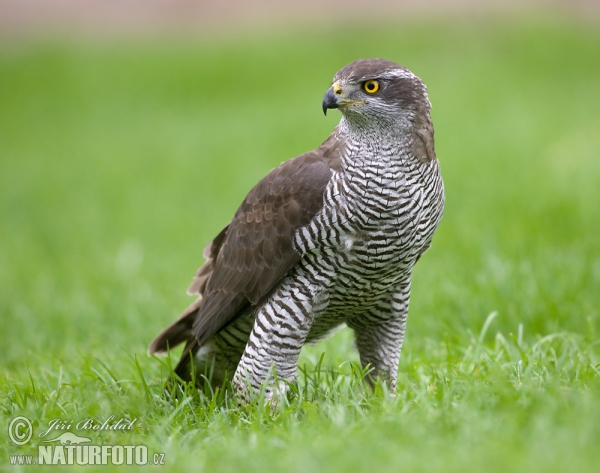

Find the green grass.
xmin=2 ymin=14 xmax=600 ymax=472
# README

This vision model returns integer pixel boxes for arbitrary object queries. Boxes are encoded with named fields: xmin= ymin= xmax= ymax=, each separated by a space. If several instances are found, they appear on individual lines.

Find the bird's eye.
xmin=363 ymin=80 xmax=380 ymax=94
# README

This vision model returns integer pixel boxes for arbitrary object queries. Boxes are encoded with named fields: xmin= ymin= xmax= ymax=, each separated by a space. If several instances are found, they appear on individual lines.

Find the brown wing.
xmin=148 ymin=133 xmax=343 ymax=358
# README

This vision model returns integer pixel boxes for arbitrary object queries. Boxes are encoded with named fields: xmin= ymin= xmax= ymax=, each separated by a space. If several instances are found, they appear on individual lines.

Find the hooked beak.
xmin=322 ymin=86 xmax=341 ymax=115
xmin=322 ymin=81 xmax=364 ymax=116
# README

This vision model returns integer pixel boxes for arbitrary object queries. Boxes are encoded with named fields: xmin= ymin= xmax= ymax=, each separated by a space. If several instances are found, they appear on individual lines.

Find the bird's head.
xmin=322 ymin=58 xmax=432 ymax=134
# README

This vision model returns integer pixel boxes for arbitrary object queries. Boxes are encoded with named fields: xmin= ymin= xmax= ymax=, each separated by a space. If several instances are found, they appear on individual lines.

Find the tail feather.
xmin=148 ymin=298 xmax=202 ymax=354
xmin=172 ymin=339 xmax=198 ymax=382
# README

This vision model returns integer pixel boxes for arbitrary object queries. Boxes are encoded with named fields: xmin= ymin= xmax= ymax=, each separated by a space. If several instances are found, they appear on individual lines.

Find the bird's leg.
xmin=348 ymin=278 xmax=411 ymax=395
xmin=232 ymin=276 xmax=321 ymax=404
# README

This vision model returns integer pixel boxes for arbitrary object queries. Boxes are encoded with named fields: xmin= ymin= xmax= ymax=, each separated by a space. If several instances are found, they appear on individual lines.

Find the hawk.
xmin=149 ymin=58 xmax=444 ymax=400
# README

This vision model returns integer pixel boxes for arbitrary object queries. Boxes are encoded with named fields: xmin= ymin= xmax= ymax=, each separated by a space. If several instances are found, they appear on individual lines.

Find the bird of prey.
xmin=149 ymin=58 xmax=444 ymax=401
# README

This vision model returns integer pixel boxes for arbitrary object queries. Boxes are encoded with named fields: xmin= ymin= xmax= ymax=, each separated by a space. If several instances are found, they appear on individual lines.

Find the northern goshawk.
xmin=149 ymin=58 xmax=444 ymax=400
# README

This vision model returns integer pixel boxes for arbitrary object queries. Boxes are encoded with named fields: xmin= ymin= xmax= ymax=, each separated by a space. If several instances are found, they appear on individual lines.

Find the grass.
xmin=1 ymin=13 xmax=600 ymax=472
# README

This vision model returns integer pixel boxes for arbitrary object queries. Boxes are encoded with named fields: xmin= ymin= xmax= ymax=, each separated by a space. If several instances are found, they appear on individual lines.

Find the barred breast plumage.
xmin=149 ymin=58 xmax=445 ymax=401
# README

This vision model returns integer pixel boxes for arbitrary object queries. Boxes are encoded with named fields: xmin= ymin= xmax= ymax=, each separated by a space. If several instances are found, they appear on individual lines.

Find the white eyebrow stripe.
xmin=379 ymin=69 xmax=417 ymax=80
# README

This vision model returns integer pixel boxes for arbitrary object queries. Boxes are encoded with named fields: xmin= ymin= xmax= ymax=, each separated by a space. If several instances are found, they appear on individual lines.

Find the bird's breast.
xmin=293 ymin=150 xmax=443 ymax=282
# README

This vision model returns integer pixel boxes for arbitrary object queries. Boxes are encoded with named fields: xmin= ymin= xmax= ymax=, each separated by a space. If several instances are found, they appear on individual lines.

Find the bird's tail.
xmin=148 ymin=298 xmax=202 ymax=354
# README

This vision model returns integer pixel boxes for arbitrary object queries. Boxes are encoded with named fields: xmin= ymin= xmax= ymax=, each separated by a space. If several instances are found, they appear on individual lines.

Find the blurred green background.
xmin=1 ymin=2 xmax=600 ymax=471
xmin=2 ymin=15 xmax=599 ymax=364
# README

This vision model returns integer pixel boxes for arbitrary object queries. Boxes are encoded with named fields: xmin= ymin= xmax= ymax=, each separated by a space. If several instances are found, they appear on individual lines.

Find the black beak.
xmin=322 ymin=87 xmax=340 ymax=116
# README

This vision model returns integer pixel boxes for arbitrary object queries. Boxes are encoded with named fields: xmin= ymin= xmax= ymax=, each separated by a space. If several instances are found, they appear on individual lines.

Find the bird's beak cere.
xmin=322 ymin=81 xmax=364 ymax=115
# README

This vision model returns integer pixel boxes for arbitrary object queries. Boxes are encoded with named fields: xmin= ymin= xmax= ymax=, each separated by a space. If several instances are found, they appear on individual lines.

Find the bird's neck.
xmin=336 ymin=117 xmax=417 ymax=170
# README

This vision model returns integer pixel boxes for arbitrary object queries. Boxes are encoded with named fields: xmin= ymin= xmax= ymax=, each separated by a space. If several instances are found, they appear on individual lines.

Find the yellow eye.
xmin=363 ymin=80 xmax=380 ymax=94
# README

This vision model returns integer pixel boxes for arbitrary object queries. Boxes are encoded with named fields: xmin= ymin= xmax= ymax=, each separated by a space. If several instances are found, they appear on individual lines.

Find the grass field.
xmin=2 ymin=14 xmax=600 ymax=472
